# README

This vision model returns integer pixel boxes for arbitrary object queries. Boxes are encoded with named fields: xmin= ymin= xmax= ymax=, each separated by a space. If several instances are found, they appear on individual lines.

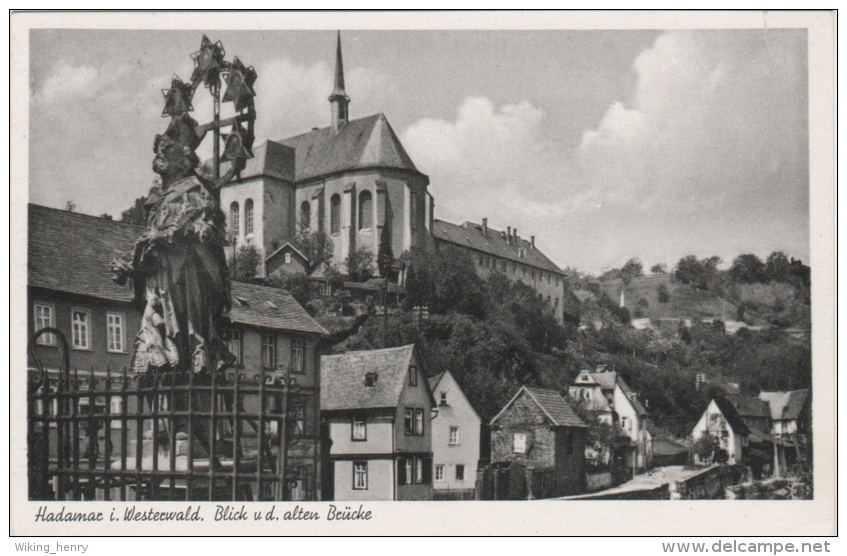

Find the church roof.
xmin=274 ymin=113 xmax=420 ymax=182
xmin=432 ymin=219 xmax=563 ymax=275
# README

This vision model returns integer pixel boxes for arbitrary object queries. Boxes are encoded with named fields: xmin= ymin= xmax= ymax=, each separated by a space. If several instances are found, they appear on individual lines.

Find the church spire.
xmin=329 ymin=30 xmax=350 ymax=135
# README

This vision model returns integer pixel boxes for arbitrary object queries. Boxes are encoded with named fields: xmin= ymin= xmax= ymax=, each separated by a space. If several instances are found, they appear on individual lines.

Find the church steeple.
xmin=329 ymin=31 xmax=350 ymax=135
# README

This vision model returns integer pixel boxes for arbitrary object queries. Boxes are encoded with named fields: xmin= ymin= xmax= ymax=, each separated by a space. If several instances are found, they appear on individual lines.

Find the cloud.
xmin=254 ymin=58 xmax=392 ymax=142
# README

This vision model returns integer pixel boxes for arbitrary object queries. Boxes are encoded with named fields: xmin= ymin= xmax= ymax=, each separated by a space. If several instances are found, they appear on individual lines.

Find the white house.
xmin=428 ymin=371 xmax=481 ymax=498
xmin=690 ymin=398 xmax=749 ymax=465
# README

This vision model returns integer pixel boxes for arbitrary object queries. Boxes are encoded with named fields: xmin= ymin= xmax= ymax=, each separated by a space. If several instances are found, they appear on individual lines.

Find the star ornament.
xmin=161 ymin=75 xmax=195 ymax=117
xmin=223 ymin=57 xmax=257 ymax=112
xmin=221 ymin=124 xmax=254 ymax=163
xmin=190 ymin=35 xmax=226 ymax=88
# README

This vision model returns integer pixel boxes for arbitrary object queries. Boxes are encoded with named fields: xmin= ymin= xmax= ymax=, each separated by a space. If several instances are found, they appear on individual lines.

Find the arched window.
xmin=245 ymin=198 xmax=254 ymax=236
xmin=300 ymin=201 xmax=311 ymax=230
xmin=330 ymin=194 xmax=341 ymax=234
xmin=359 ymin=191 xmax=372 ymax=230
xmin=230 ymin=202 xmax=240 ymax=238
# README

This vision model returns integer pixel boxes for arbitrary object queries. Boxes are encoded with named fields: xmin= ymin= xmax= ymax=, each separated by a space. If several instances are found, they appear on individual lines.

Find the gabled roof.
xmin=711 ymin=398 xmax=751 ymax=436
xmin=28 ymin=204 xmax=143 ymax=303
xmin=274 ymin=113 xmax=420 ymax=183
xmin=590 ymin=370 xmax=647 ymax=417
xmin=428 ymin=372 xmax=445 ymax=391
xmin=759 ymin=389 xmax=810 ymax=421
xmin=725 ymin=394 xmax=772 ymax=420
xmin=265 ymin=242 xmax=309 ymax=265
xmin=432 ymin=219 xmax=563 ymax=275
xmin=491 ymin=385 xmax=586 ymax=428
xmin=321 ymin=344 xmax=434 ymax=411
xmin=28 ymin=204 xmax=326 ymax=336
xmin=229 ymin=281 xmax=327 ymax=335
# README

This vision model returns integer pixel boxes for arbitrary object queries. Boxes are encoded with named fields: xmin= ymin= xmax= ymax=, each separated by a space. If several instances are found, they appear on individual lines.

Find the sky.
xmin=27 ymin=28 xmax=809 ymax=274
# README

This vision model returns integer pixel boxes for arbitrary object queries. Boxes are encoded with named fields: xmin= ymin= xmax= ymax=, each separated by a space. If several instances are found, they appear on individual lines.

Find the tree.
xmin=651 ymin=263 xmax=667 ymax=274
xmin=729 ymin=253 xmax=766 ymax=284
xmin=377 ymin=226 xmax=394 ymax=278
xmin=620 ymin=258 xmax=644 ymax=285
xmin=100 ymin=214 xmax=113 ymax=220
xmin=657 ymin=283 xmax=670 ymax=303
xmin=267 ymin=271 xmax=316 ymax=308
xmin=693 ymin=431 xmax=720 ymax=464
xmin=229 ymin=244 xmax=262 ymax=281
xmin=345 ymin=247 xmax=375 ymax=282
xmin=674 ymin=255 xmax=721 ymax=290
xmin=65 ymin=201 xmax=76 ymax=212
xmin=403 ymin=246 xmax=487 ymax=319
xmin=121 ymin=195 xmax=148 ymax=225
xmin=291 ymin=230 xmax=334 ymax=275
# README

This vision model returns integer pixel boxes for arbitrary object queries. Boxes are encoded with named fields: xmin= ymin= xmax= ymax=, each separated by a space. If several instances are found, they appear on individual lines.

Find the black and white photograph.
xmin=10 ymin=10 xmax=835 ymax=538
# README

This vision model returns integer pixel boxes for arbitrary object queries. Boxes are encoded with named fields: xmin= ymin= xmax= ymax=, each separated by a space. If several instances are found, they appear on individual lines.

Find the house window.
xmin=352 ymin=415 xmax=367 ymax=441
xmin=621 ymin=416 xmax=629 ymax=432
xmin=330 ymin=194 xmax=341 ymax=234
xmin=359 ymin=190 xmax=372 ymax=230
xmin=34 ymin=303 xmax=56 ymax=345
xmin=408 ymin=365 xmax=417 ymax=386
xmin=479 ymin=254 xmax=484 ymax=266
xmin=224 ymin=329 xmax=242 ymax=365
xmin=291 ymin=338 xmax=304 ymax=373
xmin=284 ymin=252 xmax=292 ymax=265
xmin=71 ymin=309 xmax=91 ymax=350
xmin=435 ymin=464 xmax=445 ymax=482
xmin=300 ymin=201 xmax=310 ymax=230
xmin=290 ymin=405 xmax=306 ymax=437
xmin=440 ymin=392 xmax=447 ymax=405
xmin=353 ymin=462 xmax=368 ymax=490
xmin=290 ymin=466 xmax=306 ymax=501
xmin=262 ymin=334 xmax=276 ymax=369
xmin=513 ymin=432 xmax=528 ymax=454
xmin=405 ymin=458 xmax=413 ymax=483
xmin=365 ymin=372 xmax=377 ymax=387
xmin=106 ymin=313 xmax=124 ymax=353
xmin=245 ymin=198 xmax=254 ymax=235
xmin=404 ymin=408 xmax=414 ymax=435
xmin=415 ymin=408 xmax=424 ymax=435
xmin=449 ymin=426 xmax=460 ymax=445
xmin=415 ymin=457 xmax=423 ymax=483
xmin=455 ymin=464 xmax=465 ymax=481
xmin=320 ymin=282 xmax=332 ymax=296
xmin=230 ymin=202 xmax=240 ymax=238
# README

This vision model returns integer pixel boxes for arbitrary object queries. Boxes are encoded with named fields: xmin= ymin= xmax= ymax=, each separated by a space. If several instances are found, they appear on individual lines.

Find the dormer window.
xmin=365 ymin=372 xmax=378 ymax=387
xmin=408 ymin=365 xmax=417 ymax=386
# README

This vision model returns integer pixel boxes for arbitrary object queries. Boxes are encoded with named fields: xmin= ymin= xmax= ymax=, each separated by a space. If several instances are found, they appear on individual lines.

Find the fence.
xmin=28 ymin=328 xmax=318 ymax=502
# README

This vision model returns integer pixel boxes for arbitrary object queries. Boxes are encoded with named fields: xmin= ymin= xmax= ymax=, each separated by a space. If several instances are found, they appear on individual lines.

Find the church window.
xmin=359 ymin=191 xmax=373 ymax=230
xmin=330 ymin=194 xmax=341 ymax=234
xmin=245 ymin=199 xmax=254 ymax=236
xmin=230 ymin=202 xmax=240 ymax=238
xmin=301 ymin=201 xmax=310 ymax=230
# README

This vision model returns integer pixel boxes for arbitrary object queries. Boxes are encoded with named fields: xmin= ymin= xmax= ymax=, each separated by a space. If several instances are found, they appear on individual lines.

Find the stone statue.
xmin=112 ymin=114 xmax=233 ymax=376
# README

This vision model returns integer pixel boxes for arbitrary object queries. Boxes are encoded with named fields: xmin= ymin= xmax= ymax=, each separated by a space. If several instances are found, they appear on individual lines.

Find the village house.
xmin=582 ymin=368 xmax=653 ymax=473
xmin=690 ymin=398 xmax=749 ymax=465
xmin=320 ymin=344 xmax=435 ymax=501
xmin=428 ymin=371 xmax=481 ymax=499
xmin=489 ymin=386 xmax=587 ymax=497
xmin=27 ymin=204 xmax=328 ymax=500
xmin=759 ymin=389 xmax=811 ymax=443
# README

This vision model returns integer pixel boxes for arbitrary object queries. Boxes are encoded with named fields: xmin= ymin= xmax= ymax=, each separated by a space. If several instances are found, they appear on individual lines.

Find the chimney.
xmin=482 ymin=218 xmax=488 ymax=237
xmin=513 ymin=228 xmax=518 ymax=244
xmin=531 ymin=235 xmax=535 ymax=249
xmin=507 ymin=226 xmax=511 ymax=244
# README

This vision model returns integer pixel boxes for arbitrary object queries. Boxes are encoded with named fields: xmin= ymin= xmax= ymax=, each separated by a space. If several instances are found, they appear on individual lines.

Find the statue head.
xmin=153 ymin=114 xmax=201 ymax=181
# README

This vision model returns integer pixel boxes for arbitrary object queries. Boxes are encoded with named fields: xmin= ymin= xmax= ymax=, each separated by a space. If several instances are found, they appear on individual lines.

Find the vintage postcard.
xmin=9 ymin=11 xmax=836 ymax=537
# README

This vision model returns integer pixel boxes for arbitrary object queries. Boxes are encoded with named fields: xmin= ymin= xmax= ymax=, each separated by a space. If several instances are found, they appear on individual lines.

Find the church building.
xmin=220 ymin=32 xmax=574 ymax=323
xmin=220 ymin=33 xmax=434 ymax=277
